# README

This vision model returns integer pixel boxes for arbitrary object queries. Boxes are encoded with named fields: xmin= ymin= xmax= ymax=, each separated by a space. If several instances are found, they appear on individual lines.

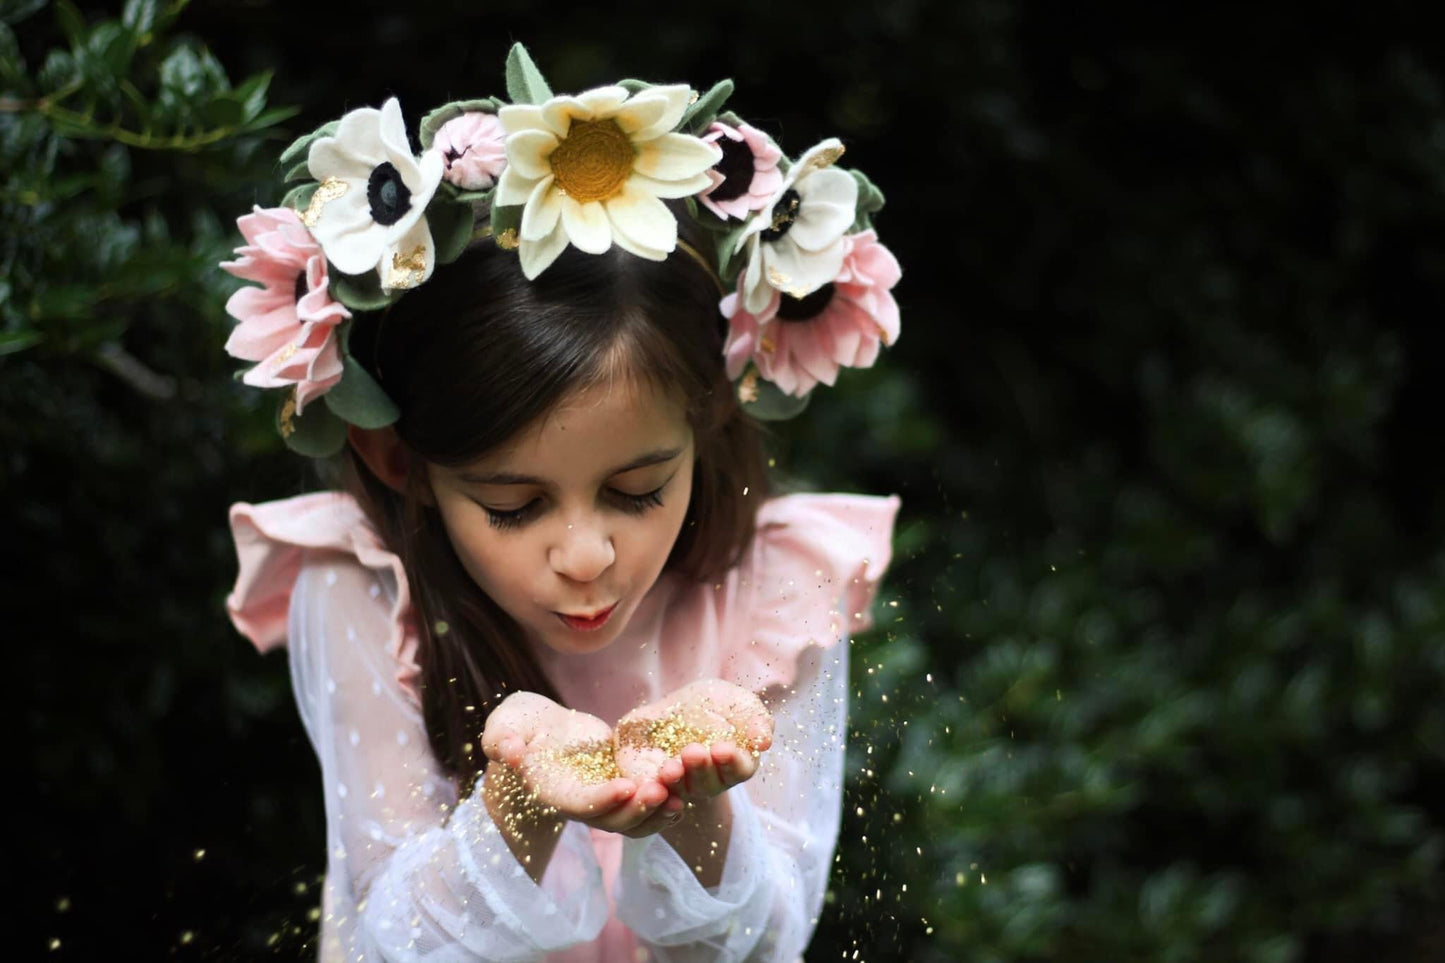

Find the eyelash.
xmin=483 ymin=486 xmax=667 ymax=531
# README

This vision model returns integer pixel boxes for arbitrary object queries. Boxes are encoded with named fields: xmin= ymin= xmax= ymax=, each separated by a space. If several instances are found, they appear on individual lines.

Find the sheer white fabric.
xmin=288 ymin=550 xmax=847 ymax=962
xmin=617 ymin=642 xmax=848 ymax=961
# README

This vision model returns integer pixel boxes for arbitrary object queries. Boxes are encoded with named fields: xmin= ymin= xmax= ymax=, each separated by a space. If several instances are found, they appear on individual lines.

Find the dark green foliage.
xmin=11 ymin=0 xmax=1445 ymax=960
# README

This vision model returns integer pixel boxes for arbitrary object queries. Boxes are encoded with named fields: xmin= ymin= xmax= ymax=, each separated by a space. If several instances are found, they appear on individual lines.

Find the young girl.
xmin=222 ymin=46 xmax=902 ymax=961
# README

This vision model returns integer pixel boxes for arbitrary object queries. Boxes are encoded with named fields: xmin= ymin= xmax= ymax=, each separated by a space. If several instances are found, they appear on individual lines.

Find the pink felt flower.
xmin=434 ymin=111 xmax=508 ymax=191
xmin=221 ymin=206 xmax=351 ymax=413
xmin=722 ymin=229 xmax=901 ymax=397
xmin=697 ymin=121 xmax=783 ymax=220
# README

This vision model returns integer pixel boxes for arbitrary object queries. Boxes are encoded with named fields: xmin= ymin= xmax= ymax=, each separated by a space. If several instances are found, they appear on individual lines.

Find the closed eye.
xmin=481 ymin=485 xmax=667 ymax=531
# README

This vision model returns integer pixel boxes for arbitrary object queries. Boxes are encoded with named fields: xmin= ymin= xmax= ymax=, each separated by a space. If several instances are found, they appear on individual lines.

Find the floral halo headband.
xmin=221 ymin=44 xmax=902 ymax=456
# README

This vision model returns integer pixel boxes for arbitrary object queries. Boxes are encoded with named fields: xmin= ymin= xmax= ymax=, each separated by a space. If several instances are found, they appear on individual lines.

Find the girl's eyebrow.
xmin=458 ymin=446 xmax=685 ymax=487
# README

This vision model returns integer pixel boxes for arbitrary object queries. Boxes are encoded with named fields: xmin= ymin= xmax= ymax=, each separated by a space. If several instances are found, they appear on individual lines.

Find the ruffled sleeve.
xmin=724 ymin=492 xmax=901 ymax=693
xmin=225 ymin=491 xmax=422 ymax=706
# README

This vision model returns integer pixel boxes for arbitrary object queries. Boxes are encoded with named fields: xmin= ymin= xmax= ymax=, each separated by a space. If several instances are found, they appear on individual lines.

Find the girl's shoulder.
xmin=224 ymin=491 xmax=421 ymax=703
xmin=711 ymin=491 xmax=902 ymax=692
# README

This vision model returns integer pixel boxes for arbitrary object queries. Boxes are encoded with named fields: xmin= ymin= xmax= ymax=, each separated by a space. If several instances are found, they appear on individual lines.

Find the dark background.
xmin=8 ymin=0 xmax=1445 ymax=959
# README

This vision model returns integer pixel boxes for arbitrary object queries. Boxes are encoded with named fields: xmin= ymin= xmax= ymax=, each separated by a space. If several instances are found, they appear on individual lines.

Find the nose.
xmin=547 ymin=517 xmax=616 ymax=583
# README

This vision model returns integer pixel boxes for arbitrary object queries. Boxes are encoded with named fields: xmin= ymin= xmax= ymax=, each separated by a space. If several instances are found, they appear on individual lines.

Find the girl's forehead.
xmin=469 ymin=376 xmax=691 ymax=473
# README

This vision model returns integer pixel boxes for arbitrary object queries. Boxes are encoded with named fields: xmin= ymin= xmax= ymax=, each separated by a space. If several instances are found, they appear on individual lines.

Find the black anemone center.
xmin=706 ymin=137 xmax=757 ymax=204
xmin=367 ymin=162 xmax=412 ymax=226
xmin=776 ymin=283 xmax=836 ymax=322
xmin=760 ymin=189 xmax=801 ymax=242
xmin=293 ymin=270 xmax=309 ymax=304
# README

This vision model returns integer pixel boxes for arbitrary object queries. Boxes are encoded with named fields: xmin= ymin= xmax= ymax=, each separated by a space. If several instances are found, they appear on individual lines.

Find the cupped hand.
xmin=480 ymin=692 xmax=674 ymax=837
xmin=613 ymin=679 xmax=775 ymax=804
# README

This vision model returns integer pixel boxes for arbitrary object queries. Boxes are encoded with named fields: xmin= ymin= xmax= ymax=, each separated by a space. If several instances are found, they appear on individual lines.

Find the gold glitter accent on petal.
xmin=494 ymin=228 xmax=520 ymax=250
xmin=550 ymin=119 xmax=635 ymax=204
xmin=801 ymin=144 xmax=846 ymax=175
xmin=298 ymin=177 xmax=350 ymax=228
xmin=273 ymin=341 xmax=299 ymax=369
xmin=738 ymin=370 xmax=759 ymax=404
xmin=768 ymin=193 xmax=801 ymax=235
xmin=385 ymin=244 xmax=428 ymax=290
xmin=279 ymin=389 xmax=298 ymax=438
xmin=759 ymin=336 xmax=775 ymax=354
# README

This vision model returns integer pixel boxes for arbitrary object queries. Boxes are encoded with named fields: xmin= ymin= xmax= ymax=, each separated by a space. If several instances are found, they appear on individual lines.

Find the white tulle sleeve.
xmin=614 ymin=640 xmax=848 ymax=960
xmin=287 ymin=552 xmax=608 ymax=962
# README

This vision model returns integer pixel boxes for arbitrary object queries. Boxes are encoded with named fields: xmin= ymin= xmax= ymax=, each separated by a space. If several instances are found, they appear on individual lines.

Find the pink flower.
xmin=722 ymin=229 xmax=901 ymax=397
xmin=434 ymin=111 xmax=507 ymax=191
xmin=221 ymin=206 xmax=350 ymax=413
xmin=697 ymin=121 xmax=784 ymax=220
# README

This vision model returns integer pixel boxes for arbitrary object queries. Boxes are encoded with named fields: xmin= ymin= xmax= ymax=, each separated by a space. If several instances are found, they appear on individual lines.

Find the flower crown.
xmin=221 ymin=44 xmax=901 ymax=456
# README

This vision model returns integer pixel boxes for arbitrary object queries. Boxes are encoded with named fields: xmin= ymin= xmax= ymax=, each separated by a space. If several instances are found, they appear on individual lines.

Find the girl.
xmin=223 ymin=46 xmax=902 ymax=961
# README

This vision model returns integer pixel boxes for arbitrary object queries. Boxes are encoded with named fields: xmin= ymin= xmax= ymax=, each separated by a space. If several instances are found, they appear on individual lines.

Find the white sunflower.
xmin=735 ymin=138 xmax=859 ymax=315
xmin=493 ymin=84 xmax=722 ymax=278
xmin=304 ymin=98 xmax=446 ymax=292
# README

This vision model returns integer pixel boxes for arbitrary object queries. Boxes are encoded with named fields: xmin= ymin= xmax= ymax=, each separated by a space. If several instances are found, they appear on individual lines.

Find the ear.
xmin=347 ymin=425 xmax=434 ymax=505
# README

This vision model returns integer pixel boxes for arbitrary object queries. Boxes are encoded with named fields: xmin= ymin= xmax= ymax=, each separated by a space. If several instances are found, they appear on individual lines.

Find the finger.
xmin=592 ymin=779 xmax=669 ymax=833
xmin=681 ymin=743 xmax=724 ymax=797
xmin=624 ymin=800 xmax=690 ymax=838
xmin=744 ymin=714 xmax=774 ymax=751
xmin=656 ymin=756 xmax=686 ymax=788
xmin=482 ymin=728 xmax=519 ymax=764
xmin=711 ymin=741 xmax=757 ymax=788
xmin=545 ymin=776 xmax=636 ymax=821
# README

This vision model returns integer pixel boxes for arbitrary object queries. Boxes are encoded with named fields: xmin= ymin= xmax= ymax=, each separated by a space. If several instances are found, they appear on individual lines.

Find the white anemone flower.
xmin=494 ymin=84 xmax=722 ymax=279
xmin=304 ymin=98 xmax=446 ymax=292
xmin=736 ymin=138 xmax=859 ymax=315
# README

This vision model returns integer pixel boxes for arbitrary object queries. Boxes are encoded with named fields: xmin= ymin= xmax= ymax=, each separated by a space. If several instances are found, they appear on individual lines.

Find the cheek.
xmin=437 ymin=502 xmax=532 ymax=602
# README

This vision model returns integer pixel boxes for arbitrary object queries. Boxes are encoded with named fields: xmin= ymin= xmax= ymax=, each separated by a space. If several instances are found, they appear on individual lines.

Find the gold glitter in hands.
xmin=550 ymin=119 xmax=635 ymax=203
xmin=616 ymin=706 xmax=747 ymax=758
xmin=532 ymin=738 xmax=623 ymax=785
xmin=298 ymin=177 xmax=349 ymax=227
xmin=386 ymin=244 xmax=428 ymax=290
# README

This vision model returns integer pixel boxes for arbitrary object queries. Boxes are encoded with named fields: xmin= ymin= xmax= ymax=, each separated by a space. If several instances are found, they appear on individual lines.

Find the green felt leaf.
xmin=323 ymin=354 xmax=398 ymax=429
xmin=419 ymin=97 xmax=502 ymax=150
xmin=488 ymin=203 xmax=522 ymax=246
xmin=504 ymin=43 xmax=552 ymax=106
xmin=278 ymin=118 xmax=338 ymax=169
xmin=330 ymin=269 xmax=399 ymax=313
xmin=740 ymin=374 xmax=812 ymax=420
xmin=428 ymin=197 xmax=477 ymax=265
xmin=848 ymin=167 xmax=886 ymax=234
xmin=715 ymin=220 xmax=753 ymax=286
xmin=681 ymin=78 xmax=734 ymax=133
xmin=434 ymin=180 xmax=495 ymax=206
xmin=279 ymin=391 xmax=347 ymax=457
xmin=617 ymin=78 xmax=652 ymax=96
xmin=280 ymin=180 xmax=317 ymax=213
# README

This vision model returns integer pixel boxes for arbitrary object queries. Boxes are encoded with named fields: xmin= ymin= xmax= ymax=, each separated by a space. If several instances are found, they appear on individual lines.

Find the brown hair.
xmin=326 ymin=216 xmax=770 ymax=793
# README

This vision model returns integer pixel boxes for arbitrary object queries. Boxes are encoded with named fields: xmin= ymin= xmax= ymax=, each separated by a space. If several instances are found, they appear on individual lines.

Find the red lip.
xmin=556 ymin=603 xmax=617 ymax=632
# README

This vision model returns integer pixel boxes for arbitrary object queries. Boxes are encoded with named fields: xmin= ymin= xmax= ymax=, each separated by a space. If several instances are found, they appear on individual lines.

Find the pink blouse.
xmin=227 ymin=491 xmax=900 ymax=962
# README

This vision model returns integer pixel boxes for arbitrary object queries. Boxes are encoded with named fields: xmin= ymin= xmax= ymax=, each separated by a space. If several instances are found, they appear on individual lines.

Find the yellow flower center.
xmin=550 ymin=119 xmax=635 ymax=204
